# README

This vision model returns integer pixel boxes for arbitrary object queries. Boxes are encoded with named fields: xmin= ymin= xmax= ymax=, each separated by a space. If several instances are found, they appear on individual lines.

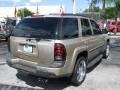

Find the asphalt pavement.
xmin=0 ymin=41 xmax=8 ymax=65
xmin=0 ymin=38 xmax=120 ymax=90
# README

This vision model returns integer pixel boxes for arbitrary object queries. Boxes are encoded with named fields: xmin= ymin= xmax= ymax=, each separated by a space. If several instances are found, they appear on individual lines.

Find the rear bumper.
xmin=6 ymin=53 xmax=71 ymax=78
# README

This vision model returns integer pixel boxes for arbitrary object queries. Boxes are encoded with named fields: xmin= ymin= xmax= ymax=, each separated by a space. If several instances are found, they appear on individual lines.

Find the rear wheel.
xmin=70 ymin=57 xmax=87 ymax=86
xmin=17 ymin=70 xmax=29 ymax=76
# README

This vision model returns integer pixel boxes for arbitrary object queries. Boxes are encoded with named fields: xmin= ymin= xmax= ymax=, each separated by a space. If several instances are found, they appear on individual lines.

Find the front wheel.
xmin=70 ymin=57 xmax=87 ymax=86
xmin=103 ymin=42 xmax=110 ymax=58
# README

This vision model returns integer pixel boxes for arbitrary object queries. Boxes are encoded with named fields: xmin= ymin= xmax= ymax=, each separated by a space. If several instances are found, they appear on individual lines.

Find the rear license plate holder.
xmin=23 ymin=44 xmax=33 ymax=53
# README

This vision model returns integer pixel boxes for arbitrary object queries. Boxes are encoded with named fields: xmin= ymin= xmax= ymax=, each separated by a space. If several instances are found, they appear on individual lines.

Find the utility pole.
xmin=88 ymin=0 xmax=90 ymax=13
xmin=72 ymin=0 xmax=76 ymax=14
xmin=36 ymin=4 xmax=39 ymax=15
xmin=22 ymin=8 xmax=24 ymax=18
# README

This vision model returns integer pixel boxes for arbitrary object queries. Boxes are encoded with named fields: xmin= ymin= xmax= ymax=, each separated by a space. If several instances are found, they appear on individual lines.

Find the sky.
xmin=0 ymin=0 xmax=91 ymax=13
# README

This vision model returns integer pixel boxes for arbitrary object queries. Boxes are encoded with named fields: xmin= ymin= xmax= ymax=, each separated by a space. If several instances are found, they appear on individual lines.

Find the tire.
xmin=17 ymin=70 xmax=29 ymax=76
xmin=103 ymin=42 xmax=110 ymax=59
xmin=112 ymin=29 xmax=117 ymax=34
xmin=70 ymin=57 xmax=87 ymax=86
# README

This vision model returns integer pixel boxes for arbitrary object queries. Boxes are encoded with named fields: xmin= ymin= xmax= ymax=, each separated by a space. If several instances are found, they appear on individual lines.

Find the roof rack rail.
xmin=49 ymin=13 xmax=88 ymax=17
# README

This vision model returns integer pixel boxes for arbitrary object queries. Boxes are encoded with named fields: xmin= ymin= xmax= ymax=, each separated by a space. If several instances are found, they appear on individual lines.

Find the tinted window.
xmin=81 ymin=18 xmax=92 ymax=36
xmin=61 ymin=18 xmax=78 ymax=39
xmin=11 ymin=18 xmax=60 ymax=39
xmin=90 ymin=20 xmax=102 ymax=35
xmin=117 ymin=22 xmax=120 ymax=25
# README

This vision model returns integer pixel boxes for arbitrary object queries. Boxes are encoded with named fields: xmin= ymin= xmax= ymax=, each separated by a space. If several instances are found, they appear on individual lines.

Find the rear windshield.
xmin=11 ymin=17 xmax=60 ymax=39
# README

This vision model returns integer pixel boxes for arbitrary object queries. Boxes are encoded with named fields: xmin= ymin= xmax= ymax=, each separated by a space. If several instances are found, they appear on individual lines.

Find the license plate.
xmin=23 ymin=45 xmax=33 ymax=53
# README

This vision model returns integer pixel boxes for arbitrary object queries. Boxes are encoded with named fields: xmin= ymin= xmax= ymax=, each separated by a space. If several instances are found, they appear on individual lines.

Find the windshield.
xmin=11 ymin=17 xmax=60 ymax=39
xmin=112 ymin=22 xmax=116 ymax=25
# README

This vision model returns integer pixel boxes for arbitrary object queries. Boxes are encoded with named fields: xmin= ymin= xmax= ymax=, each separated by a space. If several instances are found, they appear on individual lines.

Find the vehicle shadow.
xmin=16 ymin=73 xmax=72 ymax=90
xmin=16 ymin=60 xmax=102 ymax=90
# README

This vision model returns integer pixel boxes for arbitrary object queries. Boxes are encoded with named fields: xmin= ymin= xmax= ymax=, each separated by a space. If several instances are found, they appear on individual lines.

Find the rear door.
xmin=89 ymin=20 xmax=105 ymax=58
xmin=80 ymin=18 xmax=97 ymax=61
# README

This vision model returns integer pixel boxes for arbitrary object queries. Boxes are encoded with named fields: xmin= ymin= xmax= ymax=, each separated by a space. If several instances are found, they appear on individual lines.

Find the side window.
xmin=117 ymin=22 xmax=120 ymax=25
xmin=62 ymin=18 xmax=78 ymax=39
xmin=90 ymin=20 xmax=102 ymax=35
xmin=81 ymin=18 xmax=92 ymax=36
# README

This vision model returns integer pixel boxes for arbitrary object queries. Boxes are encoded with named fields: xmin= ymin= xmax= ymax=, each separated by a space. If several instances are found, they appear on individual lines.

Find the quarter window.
xmin=62 ymin=18 xmax=78 ymax=39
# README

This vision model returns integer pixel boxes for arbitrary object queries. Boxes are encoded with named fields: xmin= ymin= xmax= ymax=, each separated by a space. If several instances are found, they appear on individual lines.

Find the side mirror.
xmin=11 ymin=20 xmax=16 ymax=26
xmin=101 ymin=29 xmax=108 ymax=34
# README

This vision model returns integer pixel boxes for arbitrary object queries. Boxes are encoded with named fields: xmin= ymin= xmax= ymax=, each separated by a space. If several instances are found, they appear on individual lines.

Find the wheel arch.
xmin=76 ymin=51 xmax=88 ymax=62
xmin=107 ymin=39 xmax=110 ymax=43
xmin=70 ymin=51 xmax=88 ymax=85
xmin=70 ymin=51 xmax=88 ymax=75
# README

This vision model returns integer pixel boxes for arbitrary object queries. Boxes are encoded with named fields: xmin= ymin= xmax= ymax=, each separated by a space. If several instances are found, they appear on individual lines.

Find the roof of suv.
xmin=28 ymin=13 xmax=92 ymax=19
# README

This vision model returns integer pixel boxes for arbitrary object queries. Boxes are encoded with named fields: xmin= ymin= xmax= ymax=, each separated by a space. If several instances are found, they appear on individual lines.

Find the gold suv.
xmin=7 ymin=14 xmax=110 ymax=86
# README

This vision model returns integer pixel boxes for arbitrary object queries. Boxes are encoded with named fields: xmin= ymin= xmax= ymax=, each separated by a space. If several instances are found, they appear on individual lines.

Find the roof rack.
xmin=49 ymin=13 xmax=100 ymax=20
xmin=49 ymin=13 xmax=88 ymax=17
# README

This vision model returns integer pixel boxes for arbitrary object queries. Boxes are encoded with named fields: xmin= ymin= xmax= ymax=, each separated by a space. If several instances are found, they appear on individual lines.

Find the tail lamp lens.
xmin=54 ymin=43 xmax=66 ymax=61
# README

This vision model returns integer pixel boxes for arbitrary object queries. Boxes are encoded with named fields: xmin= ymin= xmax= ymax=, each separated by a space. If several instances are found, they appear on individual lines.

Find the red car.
xmin=116 ymin=21 xmax=120 ymax=32
xmin=106 ymin=20 xmax=116 ymax=32
xmin=97 ymin=20 xmax=104 ymax=28
xmin=106 ymin=20 xmax=120 ymax=32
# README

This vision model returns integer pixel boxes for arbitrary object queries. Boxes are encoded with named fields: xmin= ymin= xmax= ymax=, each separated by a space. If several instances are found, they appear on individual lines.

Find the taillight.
xmin=54 ymin=43 xmax=67 ymax=61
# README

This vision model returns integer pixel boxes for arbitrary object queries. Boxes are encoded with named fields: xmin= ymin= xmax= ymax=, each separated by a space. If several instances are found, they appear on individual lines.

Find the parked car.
xmin=0 ymin=30 xmax=6 ymax=40
xmin=0 ymin=21 xmax=7 ymax=40
xmin=7 ymin=14 xmax=110 ymax=86
xmin=106 ymin=20 xmax=116 ymax=32
xmin=106 ymin=20 xmax=120 ymax=32
xmin=97 ymin=20 xmax=107 ymax=29
xmin=116 ymin=21 xmax=120 ymax=32
xmin=97 ymin=20 xmax=104 ymax=29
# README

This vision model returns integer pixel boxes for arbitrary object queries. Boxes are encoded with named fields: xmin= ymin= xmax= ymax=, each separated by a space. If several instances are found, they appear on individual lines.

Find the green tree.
xmin=89 ymin=0 xmax=113 ymax=19
xmin=83 ymin=6 xmax=101 ymax=12
xmin=82 ymin=0 xmax=112 ymax=19
xmin=90 ymin=0 xmax=113 ymax=11
xmin=17 ymin=8 xmax=34 ymax=18
xmin=113 ymin=0 xmax=120 ymax=18
xmin=104 ymin=7 xmax=115 ymax=19
xmin=85 ymin=0 xmax=120 ymax=19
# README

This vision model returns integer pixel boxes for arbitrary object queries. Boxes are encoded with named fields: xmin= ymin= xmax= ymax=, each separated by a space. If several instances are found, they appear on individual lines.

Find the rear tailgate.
xmin=10 ymin=37 xmax=55 ymax=65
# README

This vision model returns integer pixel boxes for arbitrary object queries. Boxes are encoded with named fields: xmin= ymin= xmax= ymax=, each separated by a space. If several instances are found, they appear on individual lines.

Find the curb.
xmin=0 ymin=62 xmax=7 ymax=65
xmin=109 ymin=36 xmax=120 ymax=39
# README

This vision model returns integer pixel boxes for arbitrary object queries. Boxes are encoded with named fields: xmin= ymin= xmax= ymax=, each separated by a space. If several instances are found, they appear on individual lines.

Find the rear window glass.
xmin=11 ymin=17 xmax=60 ymax=39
